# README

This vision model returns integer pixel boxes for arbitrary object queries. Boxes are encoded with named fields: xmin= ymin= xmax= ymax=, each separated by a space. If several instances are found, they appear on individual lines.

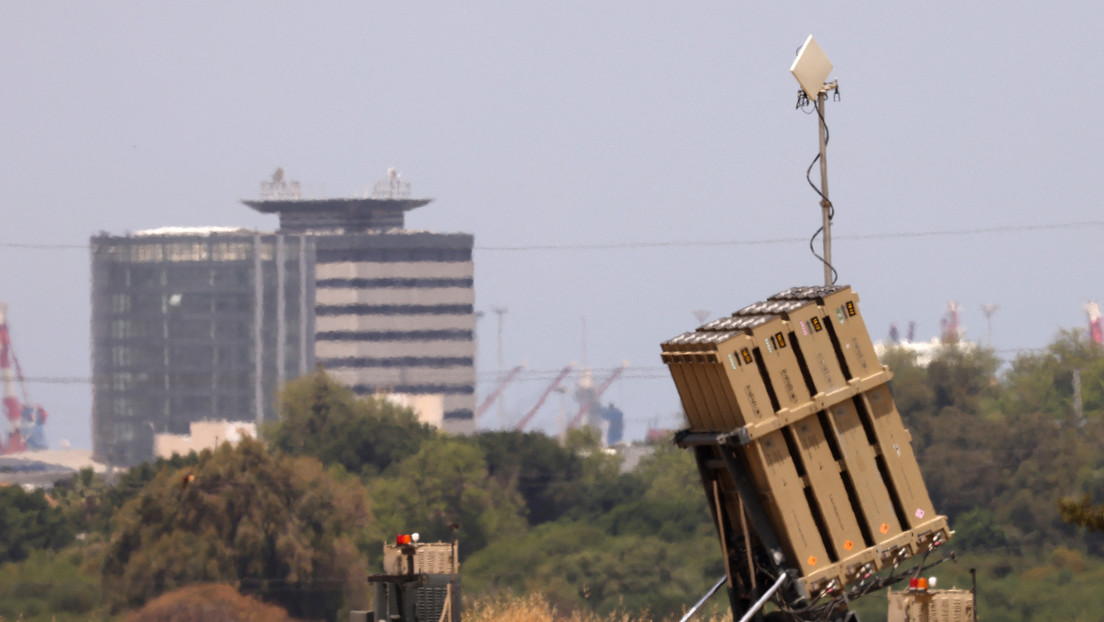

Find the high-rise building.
xmin=91 ymin=174 xmax=476 ymax=466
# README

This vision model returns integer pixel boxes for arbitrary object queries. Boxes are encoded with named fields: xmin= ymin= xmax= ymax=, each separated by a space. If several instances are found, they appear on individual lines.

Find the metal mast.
xmin=791 ymin=36 xmax=839 ymax=286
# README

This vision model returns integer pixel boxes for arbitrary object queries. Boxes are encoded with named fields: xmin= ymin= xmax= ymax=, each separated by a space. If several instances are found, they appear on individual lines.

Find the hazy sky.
xmin=3 ymin=3 xmax=1102 ymax=449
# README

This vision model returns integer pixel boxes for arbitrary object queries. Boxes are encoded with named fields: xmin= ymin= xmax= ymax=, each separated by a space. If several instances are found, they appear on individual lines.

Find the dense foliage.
xmin=265 ymin=368 xmax=436 ymax=477
xmin=4 ymin=332 xmax=1104 ymax=621
xmin=100 ymin=437 xmax=371 ymax=619
xmin=882 ymin=333 xmax=1104 ymax=555
xmin=123 ymin=583 xmax=295 ymax=622
xmin=0 ymin=550 xmax=100 ymax=621
xmin=366 ymin=436 xmax=528 ymax=555
xmin=0 ymin=485 xmax=74 ymax=563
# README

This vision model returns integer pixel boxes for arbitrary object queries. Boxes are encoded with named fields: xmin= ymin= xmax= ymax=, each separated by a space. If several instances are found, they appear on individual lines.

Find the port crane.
xmin=0 ymin=304 xmax=48 ymax=453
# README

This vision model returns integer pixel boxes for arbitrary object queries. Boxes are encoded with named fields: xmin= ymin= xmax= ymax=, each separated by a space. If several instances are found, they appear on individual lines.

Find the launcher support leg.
xmin=717 ymin=448 xmax=788 ymax=575
xmin=692 ymin=446 xmax=755 ymax=618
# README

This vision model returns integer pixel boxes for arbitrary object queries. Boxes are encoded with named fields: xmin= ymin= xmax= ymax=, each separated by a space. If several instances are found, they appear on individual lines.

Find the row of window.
xmin=96 ymin=238 xmax=312 ymax=264
xmin=316 ymin=247 xmax=472 ymax=263
xmin=350 ymin=383 xmax=475 ymax=395
xmin=317 ymin=356 xmax=474 ymax=368
xmin=315 ymin=304 xmax=474 ymax=316
xmin=104 ymin=345 xmax=301 ymax=370
xmin=315 ymin=277 xmax=474 ymax=289
xmin=101 ymin=292 xmax=309 ymax=316
xmin=103 ymin=394 xmax=254 ymax=420
xmin=316 ymin=329 xmax=473 ymax=342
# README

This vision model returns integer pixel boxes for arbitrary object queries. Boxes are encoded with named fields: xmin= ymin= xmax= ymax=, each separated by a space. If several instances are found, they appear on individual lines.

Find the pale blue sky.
xmin=3 ymin=3 xmax=1102 ymax=448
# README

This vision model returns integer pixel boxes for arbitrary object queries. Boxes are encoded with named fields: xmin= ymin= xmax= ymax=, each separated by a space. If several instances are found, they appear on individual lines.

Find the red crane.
xmin=568 ymin=363 xmax=626 ymax=429
xmin=0 ymin=304 xmax=47 ymax=453
xmin=474 ymin=364 xmax=525 ymax=421
xmin=515 ymin=363 xmax=574 ymax=431
xmin=1088 ymin=302 xmax=1103 ymax=345
xmin=940 ymin=301 xmax=961 ymax=345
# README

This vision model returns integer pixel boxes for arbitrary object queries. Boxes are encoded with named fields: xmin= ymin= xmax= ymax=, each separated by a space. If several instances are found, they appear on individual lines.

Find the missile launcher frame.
xmin=662 ymin=286 xmax=951 ymax=620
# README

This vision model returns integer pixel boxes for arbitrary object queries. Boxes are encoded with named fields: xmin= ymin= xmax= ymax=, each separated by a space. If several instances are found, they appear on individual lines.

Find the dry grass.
xmin=465 ymin=593 xmax=731 ymax=622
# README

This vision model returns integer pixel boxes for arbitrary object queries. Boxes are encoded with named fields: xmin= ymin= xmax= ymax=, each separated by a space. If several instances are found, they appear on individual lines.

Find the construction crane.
xmin=474 ymin=364 xmax=525 ymax=422
xmin=1087 ymin=302 xmax=1103 ymax=345
xmin=568 ymin=362 xmax=626 ymax=429
xmin=0 ymin=304 xmax=47 ymax=453
xmin=515 ymin=363 xmax=574 ymax=431
xmin=940 ymin=301 xmax=962 ymax=345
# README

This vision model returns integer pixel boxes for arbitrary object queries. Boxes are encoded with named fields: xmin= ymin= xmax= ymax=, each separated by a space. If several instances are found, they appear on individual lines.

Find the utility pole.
xmin=791 ymin=35 xmax=839 ymax=286
xmin=817 ymin=86 xmax=833 ymax=286
xmin=581 ymin=316 xmax=587 ymax=369
xmin=1073 ymin=368 xmax=1085 ymax=427
xmin=981 ymin=303 xmax=1000 ymax=347
xmin=491 ymin=306 xmax=508 ymax=429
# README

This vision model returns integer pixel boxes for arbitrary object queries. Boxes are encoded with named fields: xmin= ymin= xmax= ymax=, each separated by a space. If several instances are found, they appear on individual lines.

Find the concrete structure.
xmin=153 ymin=420 xmax=258 ymax=459
xmin=873 ymin=338 xmax=977 ymax=368
xmin=0 ymin=449 xmax=111 ymax=489
xmin=382 ymin=393 xmax=446 ymax=429
xmin=244 ymin=192 xmax=476 ymax=434
xmin=91 ymin=175 xmax=475 ymax=466
xmin=91 ymin=228 xmax=314 ymax=466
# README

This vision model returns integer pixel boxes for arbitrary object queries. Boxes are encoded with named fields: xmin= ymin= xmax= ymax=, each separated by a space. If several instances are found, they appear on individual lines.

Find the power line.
xmin=14 ymin=349 xmax=1062 ymax=387
xmin=4 ymin=220 xmax=1104 ymax=253
xmin=0 ymin=242 xmax=87 ymax=250
xmin=475 ymin=220 xmax=1104 ymax=251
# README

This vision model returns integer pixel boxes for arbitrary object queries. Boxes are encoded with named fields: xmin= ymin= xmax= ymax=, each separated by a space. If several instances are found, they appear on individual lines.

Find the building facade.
xmin=91 ymin=229 xmax=315 ymax=466
xmin=311 ymin=232 xmax=476 ymax=430
xmin=91 ymin=189 xmax=476 ymax=466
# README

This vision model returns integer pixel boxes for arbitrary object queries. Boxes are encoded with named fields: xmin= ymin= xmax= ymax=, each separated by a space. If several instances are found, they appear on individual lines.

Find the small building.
xmin=382 ymin=393 xmax=446 ymax=429
xmin=154 ymin=420 xmax=258 ymax=459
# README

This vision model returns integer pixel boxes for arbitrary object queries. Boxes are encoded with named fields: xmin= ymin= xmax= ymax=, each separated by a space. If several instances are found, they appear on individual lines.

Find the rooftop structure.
xmin=154 ymin=420 xmax=258 ymax=459
xmin=242 ymin=168 xmax=432 ymax=233
xmin=242 ymin=197 xmax=433 ymax=233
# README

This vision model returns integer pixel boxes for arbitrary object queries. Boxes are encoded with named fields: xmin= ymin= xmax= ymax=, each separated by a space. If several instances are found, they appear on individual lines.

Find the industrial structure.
xmin=1088 ymin=302 xmax=1102 ymax=345
xmin=0 ymin=304 xmax=48 ymax=453
xmin=663 ymin=285 xmax=951 ymax=621
xmin=887 ymin=585 xmax=975 ymax=622
xmin=474 ymin=362 xmax=626 ymax=443
xmin=358 ymin=534 xmax=461 ymax=622
xmin=91 ymin=170 xmax=476 ymax=466
xmin=661 ymin=38 xmax=963 ymax=622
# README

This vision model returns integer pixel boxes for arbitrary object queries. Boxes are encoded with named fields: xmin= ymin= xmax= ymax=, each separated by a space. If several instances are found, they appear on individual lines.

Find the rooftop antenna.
xmin=790 ymin=35 xmax=839 ymax=286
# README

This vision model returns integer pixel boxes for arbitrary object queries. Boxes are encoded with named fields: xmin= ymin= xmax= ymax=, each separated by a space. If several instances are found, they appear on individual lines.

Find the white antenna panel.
xmin=790 ymin=35 xmax=833 ymax=100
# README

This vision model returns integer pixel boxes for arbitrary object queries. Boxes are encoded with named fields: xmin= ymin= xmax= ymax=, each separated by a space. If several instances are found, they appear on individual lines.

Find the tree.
xmin=463 ymin=521 xmax=725 ymax=619
xmin=0 ymin=485 xmax=74 ymax=564
xmin=924 ymin=345 xmax=1000 ymax=414
xmin=999 ymin=329 xmax=1104 ymax=422
xmin=594 ymin=442 xmax=714 ymax=542
xmin=474 ymin=430 xmax=584 ymax=525
xmin=366 ymin=437 xmax=527 ymax=557
xmin=52 ymin=453 xmax=201 ymax=538
xmin=265 ymin=369 xmax=436 ymax=476
xmin=0 ymin=549 xmax=100 ymax=621
xmin=100 ymin=437 xmax=372 ymax=619
xmin=1059 ymin=495 xmax=1104 ymax=532
xmin=559 ymin=427 xmax=646 ymax=522
xmin=123 ymin=583 xmax=295 ymax=622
